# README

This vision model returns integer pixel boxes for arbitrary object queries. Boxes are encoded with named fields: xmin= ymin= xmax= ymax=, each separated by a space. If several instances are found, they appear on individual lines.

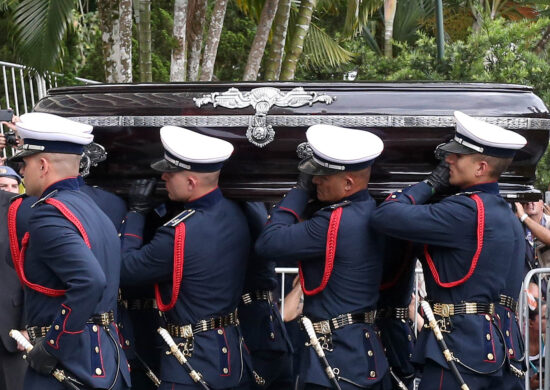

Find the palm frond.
xmin=14 ymin=0 xmax=75 ymax=73
xmin=302 ymin=22 xmax=355 ymax=69
xmin=393 ymin=0 xmax=434 ymax=43
xmin=344 ymin=0 xmax=384 ymax=37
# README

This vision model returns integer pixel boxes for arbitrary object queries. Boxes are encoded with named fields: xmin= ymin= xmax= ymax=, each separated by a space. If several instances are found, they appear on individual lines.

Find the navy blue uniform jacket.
xmin=371 ymin=181 xmax=524 ymax=375
xmin=255 ymin=188 xmax=388 ymax=389
xmin=10 ymin=178 xmax=130 ymax=389
xmin=120 ymin=188 xmax=251 ymax=387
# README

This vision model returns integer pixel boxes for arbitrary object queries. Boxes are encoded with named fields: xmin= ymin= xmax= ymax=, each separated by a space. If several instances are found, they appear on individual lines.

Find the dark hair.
xmin=472 ymin=154 xmax=513 ymax=179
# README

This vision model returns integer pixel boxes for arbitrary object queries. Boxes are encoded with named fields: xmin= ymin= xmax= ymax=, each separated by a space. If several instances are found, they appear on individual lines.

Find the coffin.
xmin=34 ymin=82 xmax=550 ymax=201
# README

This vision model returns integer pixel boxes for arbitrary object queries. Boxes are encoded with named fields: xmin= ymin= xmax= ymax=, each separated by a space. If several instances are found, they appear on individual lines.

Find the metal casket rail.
xmin=34 ymin=82 xmax=550 ymax=201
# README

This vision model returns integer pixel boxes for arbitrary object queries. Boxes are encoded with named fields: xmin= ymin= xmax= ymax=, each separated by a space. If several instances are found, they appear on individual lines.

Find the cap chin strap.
xmin=164 ymin=153 xmax=191 ymax=170
xmin=312 ymin=155 xmax=345 ymax=171
xmin=454 ymin=136 xmax=484 ymax=153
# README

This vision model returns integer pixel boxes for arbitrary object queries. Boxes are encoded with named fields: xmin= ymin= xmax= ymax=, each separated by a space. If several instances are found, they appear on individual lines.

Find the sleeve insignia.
xmin=163 ymin=209 xmax=196 ymax=227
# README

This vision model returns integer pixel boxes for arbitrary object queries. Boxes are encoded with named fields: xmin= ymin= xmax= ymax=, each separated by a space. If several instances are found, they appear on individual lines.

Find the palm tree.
xmin=187 ymin=0 xmax=208 ymax=81
xmin=243 ymin=0 xmax=280 ymax=80
xmin=137 ymin=0 xmax=152 ymax=82
xmin=280 ymin=0 xmax=317 ymax=80
xmin=264 ymin=0 xmax=291 ymax=80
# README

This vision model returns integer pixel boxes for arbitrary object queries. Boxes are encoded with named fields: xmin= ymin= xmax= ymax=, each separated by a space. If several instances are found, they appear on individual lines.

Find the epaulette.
xmin=163 ymin=209 xmax=196 ymax=227
xmin=322 ymin=200 xmax=352 ymax=210
xmin=31 ymin=190 xmax=58 ymax=208
xmin=455 ymin=190 xmax=481 ymax=197
xmin=9 ymin=193 xmax=27 ymax=204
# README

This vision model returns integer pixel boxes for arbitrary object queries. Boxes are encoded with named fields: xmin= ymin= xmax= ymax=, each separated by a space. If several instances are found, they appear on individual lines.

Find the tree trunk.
xmin=242 ymin=0 xmax=280 ymax=81
xmin=383 ymin=0 xmax=397 ymax=58
xmin=97 ymin=0 xmax=133 ymax=83
xmin=199 ymin=0 xmax=229 ymax=81
xmin=264 ymin=0 xmax=291 ymax=81
xmin=138 ymin=0 xmax=152 ymax=82
xmin=535 ymin=25 xmax=550 ymax=54
xmin=187 ymin=0 xmax=208 ymax=81
xmin=171 ymin=0 xmax=188 ymax=81
xmin=279 ymin=0 xmax=317 ymax=81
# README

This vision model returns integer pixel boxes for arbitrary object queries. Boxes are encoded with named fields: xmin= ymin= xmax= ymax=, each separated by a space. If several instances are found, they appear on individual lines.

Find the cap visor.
xmin=438 ymin=140 xmax=477 ymax=155
xmin=150 ymin=158 xmax=185 ymax=172
xmin=8 ymin=148 xmax=40 ymax=162
xmin=298 ymin=158 xmax=341 ymax=176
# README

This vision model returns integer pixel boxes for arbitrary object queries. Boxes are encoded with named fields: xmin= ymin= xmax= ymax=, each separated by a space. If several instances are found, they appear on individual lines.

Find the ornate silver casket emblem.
xmin=79 ymin=142 xmax=107 ymax=178
xmin=194 ymin=87 xmax=335 ymax=147
xmin=296 ymin=142 xmax=313 ymax=159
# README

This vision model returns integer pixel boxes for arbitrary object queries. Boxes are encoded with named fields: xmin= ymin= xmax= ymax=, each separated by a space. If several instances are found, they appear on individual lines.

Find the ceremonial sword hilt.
xmin=157 ymin=327 xmax=210 ymax=390
xmin=10 ymin=329 xmax=83 ymax=390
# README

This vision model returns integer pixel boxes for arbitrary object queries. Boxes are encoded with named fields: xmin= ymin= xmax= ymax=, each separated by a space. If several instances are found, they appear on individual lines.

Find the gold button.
xmin=486 ymin=334 xmax=491 ymax=341
xmin=95 ymin=368 xmax=102 ymax=375
xmin=506 ymin=330 xmax=510 ymax=337
xmin=507 ymin=312 xmax=511 ymax=318
xmin=95 ymin=346 xmax=99 ymax=353
xmin=270 ymin=332 xmax=275 ymax=339
xmin=509 ymin=348 xmax=514 ymax=355
xmin=119 ymin=323 xmax=123 ymax=329
xmin=217 ymin=329 xmax=223 ymax=335
xmin=92 ymin=325 xmax=98 ymax=333
xmin=368 ymin=350 xmax=373 ymax=356
xmin=54 ymin=325 xmax=60 ymax=330
xmin=49 ymin=339 xmax=55 ymax=345
xmin=408 ymin=334 xmax=412 ymax=341
xmin=222 ymin=347 xmax=228 ymax=354
xmin=370 ymin=371 xmax=376 ymax=377
xmin=365 ymin=332 xmax=370 ymax=339
xmin=391 ymin=195 xmax=397 ymax=199
xmin=125 ymin=340 xmax=130 ymax=346
xmin=223 ymin=368 xmax=229 ymax=374
xmin=487 ymin=353 xmax=494 ymax=360
xmin=118 ymin=233 xmax=121 ymax=237
xmin=485 ymin=314 xmax=491 ymax=321
xmin=61 ymin=309 xmax=66 ymax=315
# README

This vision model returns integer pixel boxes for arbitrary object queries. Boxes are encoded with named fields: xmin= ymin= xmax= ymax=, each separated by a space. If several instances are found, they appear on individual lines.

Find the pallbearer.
xmin=255 ymin=124 xmax=390 ymax=390
xmin=119 ymin=126 xmax=251 ymax=389
xmin=371 ymin=111 xmax=527 ymax=390
xmin=7 ymin=113 xmax=131 ymax=389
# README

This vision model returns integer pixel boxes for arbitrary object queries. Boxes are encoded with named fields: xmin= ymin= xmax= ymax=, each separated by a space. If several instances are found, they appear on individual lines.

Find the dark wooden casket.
xmin=34 ymin=82 xmax=550 ymax=201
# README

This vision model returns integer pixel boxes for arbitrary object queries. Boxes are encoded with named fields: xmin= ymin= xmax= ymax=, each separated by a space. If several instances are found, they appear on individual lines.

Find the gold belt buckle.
xmin=318 ymin=320 xmax=331 ymax=335
xmin=464 ymin=302 xmax=477 ymax=314
xmin=182 ymin=324 xmax=193 ymax=338
xmin=440 ymin=303 xmax=453 ymax=317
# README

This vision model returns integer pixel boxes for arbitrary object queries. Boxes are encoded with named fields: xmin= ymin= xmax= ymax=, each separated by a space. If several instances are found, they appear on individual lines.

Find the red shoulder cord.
xmin=380 ymin=242 xmax=414 ymax=291
xmin=155 ymin=223 xmax=186 ymax=311
xmin=424 ymin=194 xmax=485 ymax=288
xmin=7 ymin=198 xmax=92 ymax=297
xmin=299 ymin=207 xmax=343 ymax=296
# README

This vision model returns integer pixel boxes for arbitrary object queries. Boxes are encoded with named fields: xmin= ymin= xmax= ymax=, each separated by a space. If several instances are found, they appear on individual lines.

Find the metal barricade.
xmin=520 ymin=268 xmax=550 ymax=390
xmin=0 ymin=60 xmax=99 ymax=160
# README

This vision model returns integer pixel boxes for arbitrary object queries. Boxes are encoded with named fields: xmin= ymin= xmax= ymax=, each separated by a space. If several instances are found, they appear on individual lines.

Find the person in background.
xmin=0 ymin=166 xmax=22 ymax=193
xmin=516 ymin=200 xmax=550 ymax=269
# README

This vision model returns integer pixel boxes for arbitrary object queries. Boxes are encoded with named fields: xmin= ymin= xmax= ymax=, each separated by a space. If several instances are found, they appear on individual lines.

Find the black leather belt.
xmin=241 ymin=290 xmax=273 ymax=305
xmin=377 ymin=306 xmax=409 ymax=320
xmin=498 ymin=294 xmax=519 ymax=313
xmin=167 ymin=310 xmax=239 ymax=339
xmin=311 ymin=311 xmax=377 ymax=335
xmin=27 ymin=311 xmax=115 ymax=342
xmin=432 ymin=302 xmax=494 ymax=317
xmin=120 ymin=298 xmax=158 ymax=310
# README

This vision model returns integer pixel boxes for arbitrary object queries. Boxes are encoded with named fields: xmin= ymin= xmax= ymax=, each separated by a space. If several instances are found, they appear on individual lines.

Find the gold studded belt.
xmin=167 ymin=310 xmax=239 ymax=339
xmin=87 ymin=311 xmax=115 ymax=326
xmin=27 ymin=311 xmax=114 ymax=342
xmin=432 ymin=302 xmax=494 ymax=317
xmin=120 ymin=298 xmax=158 ymax=310
xmin=241 ymin=290 xmax=273 ymax=305
xmin=377 ymin=306 xmax=409 ymax=320
xmin=26 ymin=325 xmax=51 ymax=342
xmin=498 ymin=294 xmax=518 ymax=313
xmin=311 ymin=311 xmax=377 ymax=335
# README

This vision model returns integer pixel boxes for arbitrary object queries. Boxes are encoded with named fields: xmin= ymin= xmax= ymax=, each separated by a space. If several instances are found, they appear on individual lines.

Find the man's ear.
xmin=344 ymin=174 xmax=354 ymax=191
xmin=188 ymin=174 xmax=198 ymax=190
xmin=475 ymin=160 xmax=489 ymax=178
xmin=39 ymin=157 xmax=49 ymax=174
